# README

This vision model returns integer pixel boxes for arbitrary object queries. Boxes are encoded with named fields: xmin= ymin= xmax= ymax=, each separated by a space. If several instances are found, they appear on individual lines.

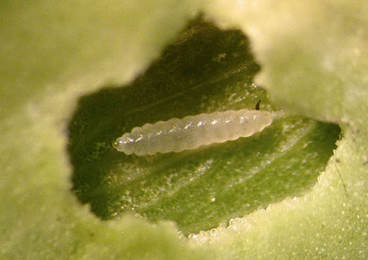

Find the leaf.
xmin=1 ymin=0 xmax=367 ymax=259
xmin=0 ymin=1 xmax=208 ymax=259
xmin=197 ymin=0 xmax=368 ymax=259
xmin=69 ymin=20 xmax=339 ymax=236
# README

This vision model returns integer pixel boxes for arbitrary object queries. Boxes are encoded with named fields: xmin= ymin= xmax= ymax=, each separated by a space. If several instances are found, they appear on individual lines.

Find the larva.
xmin=113 ymin=109 xmax=273 ymax=156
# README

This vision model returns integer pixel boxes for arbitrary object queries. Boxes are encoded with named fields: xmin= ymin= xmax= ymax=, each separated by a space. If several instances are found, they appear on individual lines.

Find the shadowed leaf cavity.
xmin=68 ymin=17 xmax=340 ymax=235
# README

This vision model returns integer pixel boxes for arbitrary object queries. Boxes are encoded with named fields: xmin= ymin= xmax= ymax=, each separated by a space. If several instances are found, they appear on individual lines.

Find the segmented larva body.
xmin=114 ymin=109 xmax=272 ymax=156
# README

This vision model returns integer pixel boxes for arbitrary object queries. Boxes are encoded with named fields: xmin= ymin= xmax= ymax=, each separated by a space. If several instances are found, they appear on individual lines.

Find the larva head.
xmin=113 ymin=135 xmax=135 ymax=155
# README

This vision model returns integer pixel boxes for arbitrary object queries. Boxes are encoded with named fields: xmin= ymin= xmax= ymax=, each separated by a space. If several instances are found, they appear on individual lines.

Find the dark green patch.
xmin=68 ymin=17 xmax=340 ymax=235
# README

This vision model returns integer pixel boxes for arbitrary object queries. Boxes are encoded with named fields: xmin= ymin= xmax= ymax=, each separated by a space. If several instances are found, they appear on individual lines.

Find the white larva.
xmin=113 ymin=109 xmax=273 ymax=156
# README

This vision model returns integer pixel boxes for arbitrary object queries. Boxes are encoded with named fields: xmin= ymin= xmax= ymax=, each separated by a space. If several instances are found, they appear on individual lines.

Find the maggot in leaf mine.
xmin=113 ymin=109 xmax=273 ymax=156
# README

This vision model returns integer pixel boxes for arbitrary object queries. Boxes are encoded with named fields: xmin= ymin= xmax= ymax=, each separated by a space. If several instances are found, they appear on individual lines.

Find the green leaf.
xmin=1 ymin=0 xmax=367 ymax=259
xmin=198 ymin=0 xmax=368 ymax=259
xmin=1 ymin=1 xmax=207 ymax=259
xmin=69 ymin=20 xmax=339 ymax=236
